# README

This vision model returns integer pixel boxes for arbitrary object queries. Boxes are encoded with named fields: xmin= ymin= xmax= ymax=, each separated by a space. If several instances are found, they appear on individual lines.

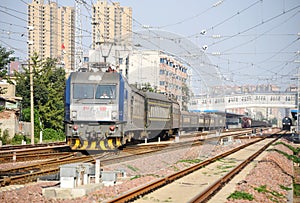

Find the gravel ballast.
xmin=0 ymin=136 xmax=296 ymax=203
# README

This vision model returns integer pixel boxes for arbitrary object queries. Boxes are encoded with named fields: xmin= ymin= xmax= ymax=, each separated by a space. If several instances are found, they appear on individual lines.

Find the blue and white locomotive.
xmin=64 ymin=70 xmax=225 ymax=151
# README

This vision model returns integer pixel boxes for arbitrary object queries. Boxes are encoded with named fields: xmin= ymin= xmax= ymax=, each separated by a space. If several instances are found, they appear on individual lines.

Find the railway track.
xmin=106 ymin=129 xmax=284 ymax=203
xmin=103 ymin=128 xmax=258 ymax=165
xmin=0 ymin=142 xmax=66 ymax=151
xmin=0 ymin=128 xmax=272 ymax=188
xmin=0 ymin=153 xmax=111 ymax=186
xmin=0 ymin=145 xmax=71 ymax=163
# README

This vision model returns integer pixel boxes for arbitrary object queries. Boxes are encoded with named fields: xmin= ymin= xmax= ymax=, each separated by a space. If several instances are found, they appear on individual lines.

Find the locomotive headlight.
xmin=73 ymin=125 xmax=78 ymax=131
xmin=71 ymin=111 xmax=77 ymax=119
xmin=111 ymin=111 xmax=118 ymax=120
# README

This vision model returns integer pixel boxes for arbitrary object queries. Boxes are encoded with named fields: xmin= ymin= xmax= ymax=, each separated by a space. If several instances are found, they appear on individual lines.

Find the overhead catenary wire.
xmin=0 ymin=0 xmax=298 ymax=90
xmin=206 ymin=3 xmax=300 ymax=48
xmin=207 ymin=9 xmax=300 ymax=78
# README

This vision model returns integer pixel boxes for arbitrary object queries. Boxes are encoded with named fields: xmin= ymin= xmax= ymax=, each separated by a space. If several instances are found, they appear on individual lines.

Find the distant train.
xmin=282 ymin=116 xmax=292 ymax=131
xmin=241 ymin=116 xmax=271 ymax=128
xmin=64 ymin=71 xmax=226 ymax=151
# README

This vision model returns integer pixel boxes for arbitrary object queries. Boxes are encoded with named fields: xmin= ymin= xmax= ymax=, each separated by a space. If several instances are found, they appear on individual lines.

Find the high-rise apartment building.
xmin=92 ymin=0 xmax=132 ymax=48
xmin=28 ymin=0 xmax=75 ymax=73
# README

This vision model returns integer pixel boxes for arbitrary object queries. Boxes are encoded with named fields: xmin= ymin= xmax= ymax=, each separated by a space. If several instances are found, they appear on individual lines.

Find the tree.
xmin=14 ymin=53 xmax=66 ymax=136
xmin=141 ymin=82 xmax=156 ymax=92
xmin=0 ymin=45 xmax=15 ymax=94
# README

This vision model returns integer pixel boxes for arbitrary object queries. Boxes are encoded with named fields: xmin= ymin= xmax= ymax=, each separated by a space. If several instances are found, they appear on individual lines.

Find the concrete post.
xmin=13 ymin=151 xmax=16 ymax=162
xmin=95 ymin=159 xmax=100 ymax=183
xmin=175 ymin=131 xmax=180 ymax=142
xmin=39 ymin=130 xmax=43 ymax=143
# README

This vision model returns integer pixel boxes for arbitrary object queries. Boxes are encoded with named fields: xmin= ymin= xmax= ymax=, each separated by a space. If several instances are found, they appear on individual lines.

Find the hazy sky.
xmin=1 ymin=0 xmax=299 ymax=89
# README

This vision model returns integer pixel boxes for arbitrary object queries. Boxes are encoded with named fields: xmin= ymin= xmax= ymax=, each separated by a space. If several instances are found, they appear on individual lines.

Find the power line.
xmin=155 ymin=0 xmax=225 ymax=29
xmin=187 ymin=0 xmax=261 ymax=39
xmin=0 ymin=10 xmax=27 ymax=22
xmin=222 ymin=10 xmax=300 ymax=53
xmin=207 ymin=4 xmax=300 ymax=47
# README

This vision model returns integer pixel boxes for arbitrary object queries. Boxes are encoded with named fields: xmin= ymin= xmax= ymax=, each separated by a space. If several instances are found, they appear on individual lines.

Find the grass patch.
xmin=127 ymin=165 xmax=139 ymax=172
xmin=170 ymin=165 xmax=180 ymax=171
xmin=227 ymin=191 xmax=254 ymax=200
xmin=254 ymin=185 xmax=284 ymax=201
xmin=130 ymin=175 xmax=141 ymax=180
xmin=273 ymin=141 xmax=300 ymax=155
xmin=146 ymin=174 xmax=161 ymax=178
xmin=254 ymin=185 xmax=268 ymax=193
xmin=294 ymin=183 xmax=300 ymax=196
xmin=216 ymin=165 xmax=235 ymax=170
xmin=267 ymin=148 xmax=300 ymax=163
xmin=269 ymin=190 xmax=284 ymax=198
xmin=279 ymin=184 xmax=292 ymax=191
xmin=177 ymin=159 xmax=202 ymax=164
xmin=217 ymin=158 xmax=237 ymax=163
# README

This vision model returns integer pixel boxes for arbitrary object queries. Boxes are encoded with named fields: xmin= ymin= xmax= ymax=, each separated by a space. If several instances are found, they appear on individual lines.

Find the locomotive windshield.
xmin=73 ymin=84 xmax=94 ymax=99
xmin=95 ymin=85 xmax=116 ymax=99
xmin=72 ymin=84 xmax=116 ymax=99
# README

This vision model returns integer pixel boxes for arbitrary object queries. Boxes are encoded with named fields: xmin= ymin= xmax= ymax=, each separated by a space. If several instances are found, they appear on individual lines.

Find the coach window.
xmin=96 ymin=85 xmax=116 ymax=99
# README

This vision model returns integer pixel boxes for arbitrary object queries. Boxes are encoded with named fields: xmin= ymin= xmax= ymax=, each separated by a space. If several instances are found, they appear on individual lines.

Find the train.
xmin=282 ymin=116 xmax=292 ymax=131
xmin=241 ymin=116 xmax=271 ymax=128
xmin=64 ymin=71 xmax=226 ymax=151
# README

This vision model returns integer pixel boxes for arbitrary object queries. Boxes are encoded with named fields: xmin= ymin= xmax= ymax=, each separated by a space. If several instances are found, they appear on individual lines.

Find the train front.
xmin=64 ymin=71 xmax=126 ymax=151
xmin=282 ymin=116 xmax=292 ymax=131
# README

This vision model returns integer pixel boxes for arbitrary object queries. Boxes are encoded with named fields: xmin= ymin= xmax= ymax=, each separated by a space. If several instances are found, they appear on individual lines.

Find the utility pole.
xmin=297 ymin=66 xmax=300 ymax=133
xmin=29 ymin=60 xmax=34 ymax=144
xmin=75 ymin=0 xmax=84 ymax=71
xmin=295 ymin=56 xmax=300 ymax=134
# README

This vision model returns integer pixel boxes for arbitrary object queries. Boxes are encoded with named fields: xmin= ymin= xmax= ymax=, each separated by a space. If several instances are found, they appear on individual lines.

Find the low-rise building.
xmin=0 ymin=82 xmax=22 ymax=139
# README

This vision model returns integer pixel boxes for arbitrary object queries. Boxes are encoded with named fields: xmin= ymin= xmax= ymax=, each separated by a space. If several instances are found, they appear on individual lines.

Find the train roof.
xmin=225 ymin=112 xmax=244 ymax=118
xmin=129 ymin=84 xmax=146 ymax=97
xmin=190 ymin=109 xmax=226 ymax=114
xmin=190 ymin=110 xmax=245 ymax=118
xmin=69 ymin=71 xmax=120 ymax=83
xmin=144 ymin=91 xmax=177 ymax=103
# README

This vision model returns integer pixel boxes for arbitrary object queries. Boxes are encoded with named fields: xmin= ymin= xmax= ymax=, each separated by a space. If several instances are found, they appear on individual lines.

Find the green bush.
xmin=11 ymin=134 xmax=27 ymax=145
xmin=42 ymin=128 xmax=65 ymax=141
xmin=0 ymin=129 xmax=11 ymax=145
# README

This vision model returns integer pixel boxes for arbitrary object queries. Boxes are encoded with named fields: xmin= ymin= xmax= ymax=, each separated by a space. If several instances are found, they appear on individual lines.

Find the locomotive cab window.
xmin=73 ymin=84 xmax=94 ymax=99
xmin=95 ymin=85 xmax=116 ymax=99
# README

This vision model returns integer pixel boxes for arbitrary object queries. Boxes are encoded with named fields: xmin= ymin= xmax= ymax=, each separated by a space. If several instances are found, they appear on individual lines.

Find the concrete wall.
xmin=0 ymin=110 xmax=18 ymax=139
xmin=18 ymin=121 xmax=31 ymax=136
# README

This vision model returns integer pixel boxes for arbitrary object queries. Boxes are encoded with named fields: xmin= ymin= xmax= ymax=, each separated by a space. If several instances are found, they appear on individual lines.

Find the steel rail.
xmin=188 ymin=133 xmax=283 ymax=202
xmin=106 ymin=129 xmax=282 ymax=203
xmin=0 ymin=142 xmax=67 ymax=151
